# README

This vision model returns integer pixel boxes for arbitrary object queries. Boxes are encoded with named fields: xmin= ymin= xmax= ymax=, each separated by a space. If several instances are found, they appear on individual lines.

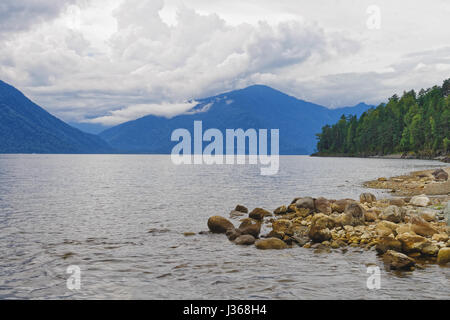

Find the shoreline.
xmin=311 ymin=152 xmax=450 ymax=163
xmin=205 ymin=166 xmax=450 ymax=271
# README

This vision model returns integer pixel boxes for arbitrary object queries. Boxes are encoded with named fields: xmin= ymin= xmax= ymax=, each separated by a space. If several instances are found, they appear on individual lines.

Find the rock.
xmin=339 ymin=203 xmax=365 ymax=226
xmin=388 ymin=198 xmax=406 ymax=207
xmin=444 ymin=202 xmax=450 ymax=226
xmin=331 ymin=199 xmax=353 ymax=213
xmin=376 ymin=236 xmax=402 ymax=254
xmin=207 ymin=216 xmax=235 ymax=234
xmin=421 ymin=243 xmax=439 ymax=256
xmin=364 ymin=210 xmax=378 ymax=222
xmin=432 ymin=233 xmax=449 ymax=242
xmin=376 ymin=225 xmax=394 ymax=237
xmin=238 ymin=218 xmax=261 ymax=238
xmin=314 ymin=197 xmax=331 ymax=215
xmin=360 ymin=193 xmax=376 ymax=203
xmin=274 ymin=205 xmax=288 ymax=215
xmin=308 ymin=213 xmax=335 ymax=242
xmin=378 ymin=177 xmax=387 ymax=182
xmin=396 ymin=224 xmax=414 ymax=235
xmin=234 ymin=205 xmax=248 ymax=213
xmin=378 ymin=220 xmax=398 ymax=232
xmin=229 ymin=210 xmax=245 ymax=218
xmin=287 ymin=203 xmax=297 ymax=213
xmin=379 ymin=205 xmax=403 ymax=223
xmin=249 ymin=208 xmax=272 ymax=220
xmin=409 ymin=215 xmax=439 ymax=237
xmin=417 ymin=208 xmax=437 ymax=222
xmin=382 ymin=250 xmax=415 ymax=270
xmin=291 ymin=235 xmax=309 ymax=246
xmin=226 ymin=228 xmax=241 ymax=241
xmin=234 ymin=235 xmax=256 ymax=245
xmin=183 ymin=232 xmax=196 ymax=236
xmin=397 ymin=233 xmax=430 ymax=253
xmin=437 ymin=247 xmax=450 ymax=264
xmin=435 ymin=171 xmax=448 ymax=181
xmin=255 ymin=238 xmax=288 ymax=250
xmin=295 ymin=197 xmax=315 ymax=212
xmin=410 ymin=195 xmax=431 ymax=207
xmin=432 ymin=169 xmax=448 ymax=181
xmin=272 ymin=219 xmax=293 ymax=234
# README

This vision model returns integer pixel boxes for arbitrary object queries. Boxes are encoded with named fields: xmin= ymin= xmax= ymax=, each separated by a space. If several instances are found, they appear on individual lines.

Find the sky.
xmin=1 ymin=0 xmax=450 ymax=126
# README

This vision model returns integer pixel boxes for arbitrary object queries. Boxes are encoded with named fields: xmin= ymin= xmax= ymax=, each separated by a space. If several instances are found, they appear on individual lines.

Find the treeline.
xmin=316 ymin=79 xmax=450 ymax=157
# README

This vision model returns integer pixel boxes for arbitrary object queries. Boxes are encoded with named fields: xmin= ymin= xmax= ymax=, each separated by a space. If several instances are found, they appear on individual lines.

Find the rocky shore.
xmin=203 ymin=167 xmax=450 ymax=271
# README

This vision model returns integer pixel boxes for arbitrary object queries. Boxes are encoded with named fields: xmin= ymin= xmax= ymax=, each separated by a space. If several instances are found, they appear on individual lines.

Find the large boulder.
xmin=255 ymin=238 xmax=288 ymax=250
xmin=249 ymin=208 xmax=272 ymax=220
xmin=437 ymin=248 xmax=450 ymax=265
xmin=207 ymin=216 xmax=235 ymax=234
xmin=410 ymin=195 xmax=431 ymax=207
xmin=360 ymin=193 xmax=376 ymax=204
xmin=379 ymin=205 xmax=404 ymax=223
xmin=314 ymin=197 xmax=331 ymax=215
xmin=295 ymin=197 xmax=315 ymax=212
xmin=382 ymin=250 xmax=415 ymax=270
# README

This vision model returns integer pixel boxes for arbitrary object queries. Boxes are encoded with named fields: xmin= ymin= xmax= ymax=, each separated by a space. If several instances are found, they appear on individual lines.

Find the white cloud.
xmin=0 ymin=0 xmax=450 ymax=124
xmin=85 ymin=101 xmax=199 ymax=125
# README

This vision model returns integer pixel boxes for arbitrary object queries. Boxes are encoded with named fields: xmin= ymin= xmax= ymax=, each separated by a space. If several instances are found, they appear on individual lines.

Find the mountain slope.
xmin=0 ymin=80 xmax=113 ymax=153
xmin=100 ymin=85 xmax=372 ymax=154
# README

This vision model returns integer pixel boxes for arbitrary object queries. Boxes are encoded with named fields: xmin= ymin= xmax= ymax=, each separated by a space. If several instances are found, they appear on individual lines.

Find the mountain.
xmin=99 ymin=85 xmax=372 ymax=154
xmin=0 ymin=80 xmax=113 ymax=153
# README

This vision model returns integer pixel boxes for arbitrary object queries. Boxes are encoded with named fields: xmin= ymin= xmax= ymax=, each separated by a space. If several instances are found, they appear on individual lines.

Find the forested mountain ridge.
xmin=315 ymin=79 xmax=450 ymax=159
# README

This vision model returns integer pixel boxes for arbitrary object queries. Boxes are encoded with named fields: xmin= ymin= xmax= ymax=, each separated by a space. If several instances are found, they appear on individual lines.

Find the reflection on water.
xmin=0 ymin=155 xmax=448 ymax=299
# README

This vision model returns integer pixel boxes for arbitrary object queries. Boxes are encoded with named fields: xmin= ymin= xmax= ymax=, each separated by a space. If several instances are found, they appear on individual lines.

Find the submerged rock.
xmin=207 ymin=216 xmax=235 ymax=234
xmin=255 ymin=238 xmax=288 ymax=250
xmin=234 ymin=235 xmax=256 ymax=245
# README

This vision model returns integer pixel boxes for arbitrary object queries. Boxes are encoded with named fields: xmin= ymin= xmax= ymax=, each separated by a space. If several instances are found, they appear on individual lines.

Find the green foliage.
xmin=316 ymin=79 xmax=450 ymax=156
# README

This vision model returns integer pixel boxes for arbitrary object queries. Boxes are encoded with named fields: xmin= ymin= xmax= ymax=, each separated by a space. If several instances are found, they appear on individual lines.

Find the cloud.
xmin=85 ymin=101 xmax=199 ymax=126
xmin=0 ymin=0 xmax=75 ymax=35
xmin=0 ymin=0 xmax=450 ymax=124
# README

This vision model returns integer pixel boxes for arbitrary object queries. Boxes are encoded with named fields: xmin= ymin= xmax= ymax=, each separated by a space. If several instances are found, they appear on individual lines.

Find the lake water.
xmin=0 ymin=155 xmax=448 ymax=299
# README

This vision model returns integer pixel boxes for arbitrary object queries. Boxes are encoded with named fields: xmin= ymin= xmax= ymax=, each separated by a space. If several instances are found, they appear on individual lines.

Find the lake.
xmin=0 ymin=155 xmax=448 ymax=299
